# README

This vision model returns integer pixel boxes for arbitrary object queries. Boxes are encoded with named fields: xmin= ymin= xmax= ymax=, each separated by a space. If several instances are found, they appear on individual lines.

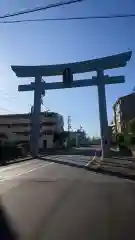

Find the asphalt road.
xmin=0 ymin=157 xmax=135 ymax=240
xmin=44 ymin=154 xmax=91 ymax=166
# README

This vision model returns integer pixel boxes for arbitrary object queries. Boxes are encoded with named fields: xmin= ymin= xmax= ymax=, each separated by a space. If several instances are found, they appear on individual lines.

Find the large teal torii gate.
xmin=11 ymin=51 xmax=132 ymax=158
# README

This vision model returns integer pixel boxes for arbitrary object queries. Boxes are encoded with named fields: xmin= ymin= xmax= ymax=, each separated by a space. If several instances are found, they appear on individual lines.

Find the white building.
xmin=0 ymin=112 xmax=64 ymax=148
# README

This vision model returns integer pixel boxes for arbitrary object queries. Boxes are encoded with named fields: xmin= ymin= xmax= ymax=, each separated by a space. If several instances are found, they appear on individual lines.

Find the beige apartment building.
xmin=0 ymin=111 xmax=64 ymax=148
xmin=113 ymin=93 xmax=135 ymax=134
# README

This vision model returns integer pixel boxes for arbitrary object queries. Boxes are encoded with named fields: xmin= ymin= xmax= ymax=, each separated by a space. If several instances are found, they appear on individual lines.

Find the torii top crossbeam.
xmin=11 ymin=51 xmax=132 ymax=78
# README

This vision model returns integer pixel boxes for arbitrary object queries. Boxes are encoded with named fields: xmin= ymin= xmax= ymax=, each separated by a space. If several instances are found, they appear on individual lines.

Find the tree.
xmin=129 ymin=118 xmax=135 ymax=134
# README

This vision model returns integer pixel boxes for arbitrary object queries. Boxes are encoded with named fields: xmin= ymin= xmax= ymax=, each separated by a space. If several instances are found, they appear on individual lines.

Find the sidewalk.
xmin=0 ymin=155 xmax=32 ymax=166
xmin=88 ymin=155 xmax=135 ymax=179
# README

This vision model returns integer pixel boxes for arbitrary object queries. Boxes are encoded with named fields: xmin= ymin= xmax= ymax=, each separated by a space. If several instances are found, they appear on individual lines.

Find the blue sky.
xmin=0 ymin=0 xmax=135 ymax=136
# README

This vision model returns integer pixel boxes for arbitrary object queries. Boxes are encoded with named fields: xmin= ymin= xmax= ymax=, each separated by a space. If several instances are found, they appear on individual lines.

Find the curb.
xmin=0 ymin=156 xmax=33 ymax=166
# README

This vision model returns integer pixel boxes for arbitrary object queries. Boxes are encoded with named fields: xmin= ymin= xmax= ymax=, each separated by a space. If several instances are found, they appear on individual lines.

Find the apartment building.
xmin=0 ymin=111 xmax=64 ymax=148
xmin=113 ymin=93 xmax=135 ymax=133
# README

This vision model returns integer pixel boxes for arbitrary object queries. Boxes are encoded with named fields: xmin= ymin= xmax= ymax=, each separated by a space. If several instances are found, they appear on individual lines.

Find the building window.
xmin=41 ymin=122 xmax=55 ymax=126
xmin=0 ymin=123 xmax=29 ymax=127
xmin=12 ymin=123 xmax=29 ymax=127
xmin=23 ymin=132 xmax=29 ymax=136
xmin=44 ymin=112 xmax=57 ymax=117
xmin=42 ymin=130 xmax=53 ymax=135
xmin=0 ymin=124 xmax=10 ymax=127
xmin=13 ymin=132 xmax=29 ymax=136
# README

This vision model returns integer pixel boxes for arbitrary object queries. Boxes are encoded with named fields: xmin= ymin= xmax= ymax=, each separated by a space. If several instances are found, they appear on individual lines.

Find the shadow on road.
xmin=39 ymin=155 xmax=135 ymax=182
xmin=0 ymin=201 xmax=18 ymax=239
xmin=40 ymin=147 xmax=101 ymax=157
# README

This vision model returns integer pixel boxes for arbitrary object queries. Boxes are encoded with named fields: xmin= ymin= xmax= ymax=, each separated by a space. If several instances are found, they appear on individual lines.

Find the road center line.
xmin=0 ymin=162 xmax=53 ymax=182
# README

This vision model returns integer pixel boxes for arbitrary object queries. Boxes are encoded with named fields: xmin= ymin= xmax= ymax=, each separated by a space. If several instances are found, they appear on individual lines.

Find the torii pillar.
xmin=97 ymin=70 xmax=110 ymax=158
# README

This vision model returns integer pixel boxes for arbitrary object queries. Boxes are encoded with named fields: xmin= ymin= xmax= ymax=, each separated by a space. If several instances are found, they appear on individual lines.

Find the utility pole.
xmin=68 ymin=116 xmax=72 ymax=148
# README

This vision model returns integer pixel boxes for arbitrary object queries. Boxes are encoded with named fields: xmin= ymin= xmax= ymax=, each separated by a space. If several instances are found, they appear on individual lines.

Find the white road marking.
xmin=85 ymin=156 xmax=97 ymax=167
xmin=0 ymin=160 xmax=39 ymax=173
xmin=0 ymin=162 xmax=53 ymax=182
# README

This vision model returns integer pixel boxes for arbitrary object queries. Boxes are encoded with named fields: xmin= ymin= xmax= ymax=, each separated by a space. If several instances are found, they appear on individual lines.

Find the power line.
xmin=0 ymin=107 xmax=17 ymax=114
xmin=42 ymin=103 xmax=50 ymax=111
xmin=40 ymin=89 xmax=50 ymax=111
xmin=0 ymin=90 xmax=50 ymax=113
xmin=0 ymin=0 xmax=83 ymax=20
xmin=0 ymin=13 xmax=135 ymax=24
xmin=0 ymin=88 xmax=50 ymax=113
xmin=0 ymin=89 xmax=32 ymax=108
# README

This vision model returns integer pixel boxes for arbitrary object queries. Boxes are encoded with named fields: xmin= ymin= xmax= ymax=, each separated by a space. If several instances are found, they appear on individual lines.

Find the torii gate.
xmin=11 ymin=51 xmax=132 ymax=159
